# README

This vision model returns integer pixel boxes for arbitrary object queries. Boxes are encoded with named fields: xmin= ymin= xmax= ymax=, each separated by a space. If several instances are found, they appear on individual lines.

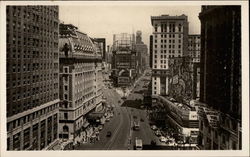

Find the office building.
xmin=198 ymin=6 xmax=241 ymax=150
xmin=93 ymin=38 xmax=106 ymax=61
xmin=6 ymin=6 xmax=60 ymax=150
xmin=150 ymin=14 xmax=188 ymax=96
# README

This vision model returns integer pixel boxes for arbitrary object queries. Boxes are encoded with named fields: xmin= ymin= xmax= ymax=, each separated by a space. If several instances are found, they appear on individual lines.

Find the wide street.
xmin=75 ymin=71 xmax=165 ymax=150
xmin=75 ymin=71 xmax=131 ymax=150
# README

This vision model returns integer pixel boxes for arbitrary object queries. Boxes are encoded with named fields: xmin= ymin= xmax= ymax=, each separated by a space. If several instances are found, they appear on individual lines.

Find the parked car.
xmin=98 ymin=125 xmax=103 ymax=131
xmin=151 ymin=125 xmax=157 ymax=131
xmin=140 ymin=118 xmax=144 ymax=122
xmin=155 ymin=130 xmax=161 ymax=136
xmin=105 ymin=118 xmax=110 ymax=122
xmin=169 ymin=98 xmax=177 ymax=103
xmin=159 ymin=136 xmax=167 ymax=143
xmin=167 ymin=138 xmax=176 ymax=145
xmin=106 ymin=131 xmax=112 ymax=137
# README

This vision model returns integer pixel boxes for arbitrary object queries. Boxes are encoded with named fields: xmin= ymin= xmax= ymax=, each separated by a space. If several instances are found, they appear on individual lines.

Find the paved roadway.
xmin=126 ymin=74 xmax=166 ymax=149
xmin=76 ymin=70 xmax=164 ymax=150
xmin=75 ymin=74 xmax=131 ymax=150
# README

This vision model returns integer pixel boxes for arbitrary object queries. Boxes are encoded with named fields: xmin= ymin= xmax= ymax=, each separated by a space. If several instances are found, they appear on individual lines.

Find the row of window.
xmin=155 ymin=49 xmax=182 ymax=54
xmin=7 ymin=22 xmax=58 ymax=40
xmin=7 ymin=115 xmax=58 ymax=150
xmin=7 ymin=78 xmax=58 ymax=90
xmin=154 ymin=23 xmax=182 ymax=33
xmin=155 ymin=60 xmax=167 ymax=64
xmin=8 ymin=62 xmax=58 ymax=73
xmin=7 ymin=48 xmax=58 ymax=58
xmin=7 ymin=6 xmax=58 ymax=24
xmin=155 ymin=34 xmax=182 ymax=39
xmin=7 ymin=8 xmax=58 ymax=28
xmin=154 ymin=44 xmax=182 ymax=49
xmin=75 ymin=91 xmax=95 ymax=108
xmin=153 ymin=65 xmax=169 ymax=69
xmin=8 ymin=84 xmax=58 ymax=102
xmin=188 ymin=44 xmax=200 ymax=47
xmin=7 ymin=34 xmax=58 ymax=47
xmin=154 ymin=53 xmax=181 ymax=58
xmin=7 ymin=105 xmax=58 ymax=132
xmin=155 ymin=39 xmax=182 ymax=44
xmin=62 ymin=99 xmax=94 ymax=120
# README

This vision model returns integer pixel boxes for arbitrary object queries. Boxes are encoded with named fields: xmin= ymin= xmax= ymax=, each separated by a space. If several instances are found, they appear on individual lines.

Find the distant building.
xmin=135 ymin=30 xmax=148 ymax=74
xmin=94 ymin=38 xmax=106 ymax=61
xmin=105 ymin=45 xmax=113 ymax=70
xmin=6 ymin=6 xmax=59 ymax=150
xmin=136 ymin=30 xmax=143 ymax=44
xmin=150 ymin=14 xmax=189 ymax=97
xmin=111 ymin=33 xmax=137 ymax=87
xmin=198 ymin=6 xmax=241 ymax=150
xmin=149 ymin=35 xmax=153 ymax=68
xmin=188 ymin=35 xmax=200 ymax=63
xmin=58 ymin=23 xmax=103 ymax=142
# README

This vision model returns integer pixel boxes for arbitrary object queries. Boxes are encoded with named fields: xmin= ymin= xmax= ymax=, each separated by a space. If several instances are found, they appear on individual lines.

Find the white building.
xmin=150 ymin=14 xmax=189 ymax=96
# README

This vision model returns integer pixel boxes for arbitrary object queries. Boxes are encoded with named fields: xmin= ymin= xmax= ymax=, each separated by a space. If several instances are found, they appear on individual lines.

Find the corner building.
xmin=6 ymin=6 xmax=60 ymax=150
xmin=150 ymin=15 xmax=188 ymax=96
xmin=58 ymin=24 xmax=103 ymax=141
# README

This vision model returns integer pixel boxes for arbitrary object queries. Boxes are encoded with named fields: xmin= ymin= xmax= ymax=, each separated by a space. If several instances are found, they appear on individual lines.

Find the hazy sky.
xmin=59 ymin=5 xmax=201 ymax=47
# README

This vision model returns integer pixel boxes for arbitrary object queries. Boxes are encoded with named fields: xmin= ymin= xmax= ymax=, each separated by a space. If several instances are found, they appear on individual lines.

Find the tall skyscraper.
xmin=198 ymin=6 xmax=241 ymax=150
xmin=150 ymin=14 xmax=188 ymax=96
xmin=6 ymin=6 xmax=60 ymax=150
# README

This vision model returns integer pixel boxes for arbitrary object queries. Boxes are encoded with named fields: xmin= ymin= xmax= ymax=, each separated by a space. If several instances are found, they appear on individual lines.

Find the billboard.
xmin=168 ymin=57 xmax=193 ymax=103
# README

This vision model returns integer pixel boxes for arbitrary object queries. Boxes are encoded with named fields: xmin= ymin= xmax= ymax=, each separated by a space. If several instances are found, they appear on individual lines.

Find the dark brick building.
xmin=198 ymin=6 xmax=241 ymax=150
xmin=6 ymin=6 xmax=60 ymax=150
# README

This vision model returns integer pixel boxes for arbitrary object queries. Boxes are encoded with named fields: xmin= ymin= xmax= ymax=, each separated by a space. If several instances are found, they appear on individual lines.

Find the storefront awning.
xmin=88 ymin=112 xmax=105 ymax=119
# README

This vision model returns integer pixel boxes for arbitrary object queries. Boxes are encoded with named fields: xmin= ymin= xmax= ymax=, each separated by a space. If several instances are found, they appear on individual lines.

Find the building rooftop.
xmin=151 ymin=14 xmax=188 ymax=24
xmin=160 ymin=95 xmax=196 ymax=111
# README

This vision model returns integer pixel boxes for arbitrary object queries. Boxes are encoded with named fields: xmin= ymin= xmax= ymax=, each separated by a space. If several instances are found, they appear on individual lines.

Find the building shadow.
xmin=121 ymin=99 xmax=143 ymax=109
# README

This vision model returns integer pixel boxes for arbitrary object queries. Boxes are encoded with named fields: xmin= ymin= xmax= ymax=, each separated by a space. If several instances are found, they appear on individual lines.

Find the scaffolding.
xmin=113 ymin=33 xmax=135 ymax=52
